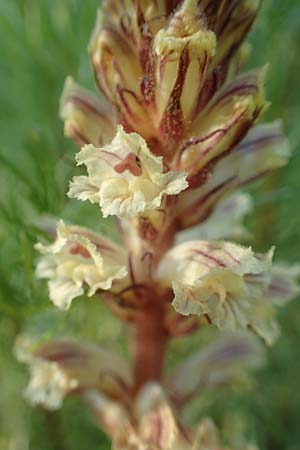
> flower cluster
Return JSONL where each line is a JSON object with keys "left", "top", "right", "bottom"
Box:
{"left": 16, "top": 332, "right": 262, "bottom": 449}
{"left": 18, "top": 0, "right": 299, "bottom": 448}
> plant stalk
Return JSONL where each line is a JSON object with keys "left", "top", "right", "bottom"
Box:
{"left": 133, "top": 303, "right": 168, "bottom": 392}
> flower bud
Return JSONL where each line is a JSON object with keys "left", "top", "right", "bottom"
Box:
{"left": 60, "top": 76, "right": 116, "bottom": 147}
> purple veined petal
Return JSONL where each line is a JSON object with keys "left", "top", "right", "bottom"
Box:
{"left": 116, "top": 86, "right": 155, "bottom": 139}
{"left": 156, "top": 240, "right": 277, "bottom": 344}
{"left": 220, "top": 120, "right": 290, "bottom": 189}
{"left": 267, "top": 263, "right": 300, "bottom": 306}
{"left": 35, "top": 220, "right": 129, "bottom": 310}
{"left": 16, "top": 336, "right": 133, "bottom": 410}
{"left": 83, "top": 390, "right": 128, "bottom": 438}
{"left": 136, "top": 383, "right": 178, "bottom": 450}
{"left": 60, "top": 78, "right": 115, "bottom": 145}
{"left": 176, "top": 176, "right": 238, "bottom": 230}
{"left": 176, "top": 192, "right": 253, "bottom": 242}
{"left": 212, "top": 0, "right": 262, "bottom": 67}
{"left": 195, "top": 0, "right": 262, "bottom": 111}
{"left": 153, "top": 0, "right": 217, "bottom": 145}
{"left": 177, "top": 68, "right": 268, "bottom": 176}
{"left": 60, "top": 77, "right": 116, "bottom": 147}
{"left": 89, "top": 13, "right": 143, "bottom": 103}
{"left": 175, "top": 120, "right": 290, "bottom": 229}
{"left": 34, "top": 339, "right": 132, "bottom": 396}
{"left": 166, "top": 332, "right": 263, "bottom": 399}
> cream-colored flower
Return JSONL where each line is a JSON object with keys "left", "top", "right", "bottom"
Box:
{"left": 16, "top": 337, "right": 77, "bottom": 410}
{"left": 68, "top": 126, "right": 188, "bottom": 218}
{"left": 157, "top": 241, "right": 278, "bottom": 344}
{"left": 24, "top": 359, "right": 77, "bottom": 410}
{"left": 16, "top": 337, "right": 132, "bottom": 410}
{"left": 35, "top": 220, "right": 128, "bottom": 310}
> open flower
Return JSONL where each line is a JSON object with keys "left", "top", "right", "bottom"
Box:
{"left": 35, "top": 220, "right": 128, "bottom": 310}
{"left": 68, "top": 126, "right": 188, "bottom": 218}
{"left": 16, "top": 337, "right": 132, "bottom": 410}
{"left": 24, "top": 359, "right": 76, "bottom": 410}
{"left": 156, "top": 240, "right": 280, "bottom": 344}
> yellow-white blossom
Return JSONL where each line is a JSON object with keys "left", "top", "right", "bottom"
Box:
{"left": 68, "top": 126, "right": 188, "bottom": 218}
{"left": 35, "top": 220, "right": 128, "bottom": 310}
{"left": 16, "top": 337, "right": 132, "bottom": 410}
{"left": 26, "top": 0, "right": 298, "bottom": 445}
{"left": 24, "top": 359, "right": 77, "bottom": 410}
{"left": 157, "top": 240, "right": 278, "bottom": 344}
{"left": 16, "top": 337, "right": 78, "bottom": 410}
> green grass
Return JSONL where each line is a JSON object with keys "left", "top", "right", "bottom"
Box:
{"left": 0, "top": 0, "right": 299, "bottom": 449}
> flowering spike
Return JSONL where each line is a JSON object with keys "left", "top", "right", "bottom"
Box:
{"left": 23, "top": 0, "right": 299, "bottom": 447}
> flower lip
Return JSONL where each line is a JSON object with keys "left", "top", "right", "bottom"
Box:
{"left": 156, "top": 240, "right": 278, "bottom": 344}
{"left": 68, "top": 126, "right": 188, "bottom": 218}
{"left": 35, "top": 220, "right": 128, "bottom": 310}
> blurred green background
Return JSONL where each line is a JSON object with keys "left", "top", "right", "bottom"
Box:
{"left": 0, "top": 0, "right": 299, "bottom": 449}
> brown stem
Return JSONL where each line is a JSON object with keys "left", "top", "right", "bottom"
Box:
{"left": 133, "top": 303, "right": 168, "bottom": 392}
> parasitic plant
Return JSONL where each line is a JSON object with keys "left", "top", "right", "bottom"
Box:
{"left": 17, "top": 0, "right": 300, "bottom": 448}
